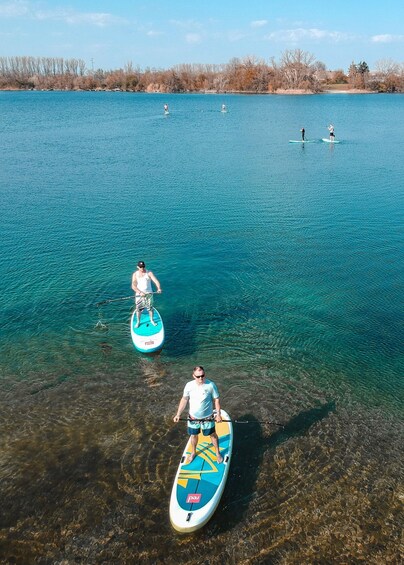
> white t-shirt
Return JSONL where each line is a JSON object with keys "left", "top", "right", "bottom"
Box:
{"left": 183, "top": 379, "right": 219, "bottom": 419}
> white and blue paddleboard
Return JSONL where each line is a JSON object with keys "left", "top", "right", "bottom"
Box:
{"left": 169, "top": 410, "right": 233, "bottom": 533}
{"left": 289, "top": 140, "right": 316, "bottom": 143}
{"left": 322, "top": 138, "right": 340, "bottom": 143}
{"left": 130, "top": 308, "right": 164, "bottom": 353}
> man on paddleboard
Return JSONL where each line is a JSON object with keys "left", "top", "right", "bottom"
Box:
{"left": 328, "top": 124, "right": 335, "bottom": 141}
{"left": 131, "top": 261, "right": 162, "bottom": 328}
{"left": 174, "top": 366, "right": 223, "bottom": 464}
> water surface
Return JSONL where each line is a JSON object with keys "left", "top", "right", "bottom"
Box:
{"left": 0, "top": 91, "right": 403, "bottom": 563}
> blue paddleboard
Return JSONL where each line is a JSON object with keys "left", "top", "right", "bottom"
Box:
{"left": 130, "top": 308, "right": 164, "bottom": 353}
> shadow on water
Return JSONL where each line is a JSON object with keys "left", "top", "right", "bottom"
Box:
{"left": 213, "top": 401, "right": 336, "bottom": 534}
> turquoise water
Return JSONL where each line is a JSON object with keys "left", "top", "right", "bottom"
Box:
{"left": 0, "top": 92, "right": 403, "bottom": 563}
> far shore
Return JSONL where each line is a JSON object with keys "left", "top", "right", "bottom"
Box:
{"left": 0, "top": 87, "right": 387, "bottom": 95}
{"left": 273, "top": 88, "right": 376, "bottom": 95}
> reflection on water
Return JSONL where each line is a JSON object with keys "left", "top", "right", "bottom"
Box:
{"left": 0, "top": 365, "right": 402, "bottom": 563}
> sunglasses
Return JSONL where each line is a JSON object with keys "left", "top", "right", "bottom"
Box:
{"left": 194, "top": 374, "right": 205, "bottom": 379}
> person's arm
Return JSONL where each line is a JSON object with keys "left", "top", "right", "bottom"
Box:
{"left": 214, "top": 397, "right": 222, "bottom": 422}
{"left": 131, "top": 272, "right": 143, "bottom": 295}
{"left": 173, "top": 397, "right": 188, "bottom": 422}
{"left": 148, "top": 271, "right": 162, "bottom": 293}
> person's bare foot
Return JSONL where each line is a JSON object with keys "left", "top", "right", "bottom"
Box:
{"left": 216, "top": 453, "right": 223, "bottom": 464}
{"left": 186, "top": 453, "right": 196, "bottom": 464}
{"left": 134, "top": 321, "right": 140, "bottom": 328}
{"left": 151, "top": 320, "right": 157, "bottom": 326}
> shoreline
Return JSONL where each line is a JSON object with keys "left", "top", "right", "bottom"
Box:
{"left": 0, "top": 87, "right": 389, "bottom": 95}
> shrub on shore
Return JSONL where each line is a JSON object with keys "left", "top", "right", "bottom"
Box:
{"left": 0, "top": 53, "right": 402, "bottom": 93}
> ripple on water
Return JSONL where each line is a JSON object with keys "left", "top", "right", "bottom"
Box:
{"left": 0, "top": 365, "right": 402, "bottom": 563}
{"left": 1, "top": 92, "right": 403, "bottom": 562}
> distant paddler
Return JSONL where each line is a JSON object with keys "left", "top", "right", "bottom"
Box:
{"left": 301, "top": 127, "right": 305, "bottom": 141}
{"left": 164, "top": 103, "right": 169, "bottom": 114}
{"left": 221, "top": 104, "right": 227, "bottom": 112}
{"left": 328, "top": 124, "right": 335, "bottom": 141}
{"left": 131, "top": 260, "right": 162, "bottom": 328}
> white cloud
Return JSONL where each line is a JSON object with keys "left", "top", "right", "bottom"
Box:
{"left": 0, "top": 0, "right": 30, "bottom": 17}
{"left": 0, "top": 2, "right": 126, "bottom": 27}
{"left": 227, "top": 30, "right": 247, "bottom": 42}
{"left": 66, "top": 12, "right": 125, "bottom": 27}
{"left": 185, "top": 33, "right": 202, "bottom": 44}
{"left": 35, "top": 9, "right": 126, "bottom": 27}
{"left": 371, "top": 34, "right": 404, "bottom": 43}
{"left": 147, "top": 30, "right": 163, "bottom": 37}
{"left": 169, "top": 19, "right": 203, "bottom": 30}
{"left": 266, "top": 28, "right": 353, "bottom": 43}
{"left": 169, "top": 21, "right": 205, "bottom": 45}
{"left": 250, "top": 20, "right": 268, "bottom": 28}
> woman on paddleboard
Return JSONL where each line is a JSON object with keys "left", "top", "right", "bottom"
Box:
{"left": 173, "top": 366, "right": 223, "bottom": 464}
{"left": 328, "top": 124, "right": 335, "bottom": 141}
{"left": 131, "top": 261, "right": 162, "bottom": 328}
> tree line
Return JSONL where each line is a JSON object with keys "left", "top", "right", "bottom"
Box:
{"left": 0, "top": 51, "right": 402, "bottom": 93}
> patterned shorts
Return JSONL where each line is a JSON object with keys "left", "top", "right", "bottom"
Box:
{"left": 187, "top": 416, "right": 215, "bottom": 436}
{"left": 136, "top": 294, "right": 153, "bottom": 312}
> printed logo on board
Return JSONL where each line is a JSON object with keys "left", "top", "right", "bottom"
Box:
{"left": 145, "top": 340, "right": 155, "bottom": 345}
{"left": 186, "top": 493, "right": 202, "bottom": 503}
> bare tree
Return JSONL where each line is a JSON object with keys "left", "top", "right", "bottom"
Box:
{"left": 371, "top": 59, "right": 403, "bottom": 92}
{"left": 0, "top": 52, "right": 402, "bottom": 93}
{"left": 279, "top": 49, "right": 318, "bottom": 90}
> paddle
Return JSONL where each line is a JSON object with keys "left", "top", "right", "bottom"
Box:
{"left": 96, "top": 292, "right": 159, "bottom": 307}
{"left": 179, "top": 418, "right": 284, "bottom": 428}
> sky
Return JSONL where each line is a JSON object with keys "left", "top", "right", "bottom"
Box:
{"left": 0, "top": 0, "right": 403, "bottom": 72}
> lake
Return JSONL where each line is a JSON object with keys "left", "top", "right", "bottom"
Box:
{"left": 0, "top": 91, "right": 403, "bottom": 563}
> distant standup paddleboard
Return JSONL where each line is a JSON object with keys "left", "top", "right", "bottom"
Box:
{"left": 322, "top": 138, "right": 341, "bottom": 143}
{"left": 130, "top": 308, "right": 164, "bottom": 353}
{"left": 169, "top": 410, "right": 233, "bottom": 533}
{"left": 289, "top": 140, "right": 315, "bottom": 143}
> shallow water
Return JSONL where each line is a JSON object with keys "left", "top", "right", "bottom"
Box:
{"left": 0, "top": 91, "right": 403, "bottom": 563}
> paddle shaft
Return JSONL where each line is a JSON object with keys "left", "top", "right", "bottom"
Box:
{"left": 179, "top": 418, "right": 284, "bottom": 427}
{"left": 96, "top": 292, "right": 159, "bottom": 307}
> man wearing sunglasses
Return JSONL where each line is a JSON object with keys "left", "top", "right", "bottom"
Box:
{"left": 173, "top": 366, "right": 223, "bottom": 464}
{"left": 131, "top": 260, "right": 162, "bottom": 328}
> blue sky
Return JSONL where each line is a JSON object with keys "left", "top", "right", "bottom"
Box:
{"left": 0, "top": 0, "right": 403, "bottom": 71}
